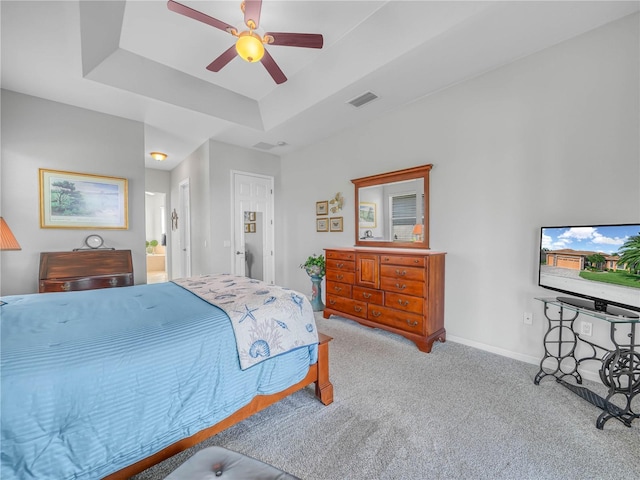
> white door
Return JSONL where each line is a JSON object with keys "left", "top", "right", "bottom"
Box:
{"left": 232, "top": 171, "right": 274, "bottom": 284}
{"left": 179, "top": 179, "right": 191, "bottom": 277}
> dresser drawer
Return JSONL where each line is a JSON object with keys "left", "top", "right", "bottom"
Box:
{"left": 326, "top": 259, "right": 355, "bottom": 272}
{"left": 326, "top": 280, "right": 352, "bottom": 298}
{"left": 380, "top": 255, "right": 426, "bottom": 268}
{"left": 380, "top": 277, "right": 424, "bottom": 297}
{"left": 380, "top": 265, "right": 425, "bottom": 282}
{"left": 368, "top": 305, "right": 425, "bottom": 334}
{"left": 326, "top": 295, "right": 367, "bottom": 319}
{"left": 353, "top": 286, "right": 383, "bottom": 305}
{"left": 326, "top": 270, "right": 355, "bottom": 284}
{"left": 385, "top": 292, "right": 424, "bottom": 314}
{"left": 39, "top": 274, "right": 133, "bottom": 293}
{"left": 326, "top": 250, "right": 356, "bottom": 261}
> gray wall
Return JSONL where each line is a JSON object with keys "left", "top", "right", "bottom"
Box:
{"left": 1, "top": 90, "right": 146, "bottom": 295}
{"left": 276, "top": 13, "right": 640, "bottom": 378}
{"left": 169, "top": 139, "right": 280, "bottom": 279}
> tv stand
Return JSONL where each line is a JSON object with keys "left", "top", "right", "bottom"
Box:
{"left": 534, "top": 298, "right": 639, "bottom": 429}
{"left": 556, "top": 296, "right": 639, "bottom": 319}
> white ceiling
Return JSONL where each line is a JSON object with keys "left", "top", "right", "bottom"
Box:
{"left": 2, "top": 1, "right": 638, "bottom": 170}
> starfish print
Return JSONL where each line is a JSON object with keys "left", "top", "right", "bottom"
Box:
{"left": 237, "top": 304, "right": 259, "bottom": 323}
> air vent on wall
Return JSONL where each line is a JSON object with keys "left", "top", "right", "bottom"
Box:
{"left": 253, "top": 142, "right": 277, "bottom": 150}
{"left": 347, "top": 91, "right": 379, "bottom": 108}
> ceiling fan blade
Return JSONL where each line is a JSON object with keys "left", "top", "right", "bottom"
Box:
{"left": 243, "top": 0, "right": 262, "bottom": 30}
{"left": 206, "top": 45, "right": 238, "bottom": 72}
{"left": 265, "top": 32, "right": 323, "bottom": 49}
{"left": 168, "top": 0, "right": 236, "bottom": 34}
{"left": 261, "top": 49, "right": 287, "bottom": 84}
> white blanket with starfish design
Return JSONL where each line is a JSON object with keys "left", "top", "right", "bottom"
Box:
{"left": 172, "top": 274, "right": 319, "bottom": 370}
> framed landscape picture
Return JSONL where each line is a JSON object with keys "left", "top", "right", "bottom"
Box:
{"left": 39, "top": 169, "right": 128, "bottom": 229}
{"left": 359, "top": 202, "right": 377, "bottom": 228}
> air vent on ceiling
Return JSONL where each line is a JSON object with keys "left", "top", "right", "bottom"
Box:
{"left": 253, "top": 142, "right": 276, "bottom": 150}
{"left": 347, "top": 91, "right": 379, "bottom": 108}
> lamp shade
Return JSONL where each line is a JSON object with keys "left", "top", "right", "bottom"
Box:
{"left": 412, "top": 224, "right": 423, "bottom": 235}
{"left": 236, "top": 32, "right": 265, "bottom": 63}
{"left": 0, "top": 217, "right": 21, "bottom": 250}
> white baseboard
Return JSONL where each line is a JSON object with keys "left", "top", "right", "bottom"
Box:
{"left": 447, "top": 334, "right": 601, "bottom": 384}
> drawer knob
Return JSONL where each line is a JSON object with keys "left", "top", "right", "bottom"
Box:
{"left": 363, "top": 292, "right": 372, "bottom": 299}
{"left": 395, "top": 269, "right": 406, "bottom": 276}
{"left": 337, "top": 262, "right": 344, "bottom": 268}
{"left": 406, "top": 319, "right": 419, "bottom": 327}
{"left": 413, "top": 259, "right": 419, "bottom": 264}
{"left": 337, "top": 274, "right": 344, "bottom": 280}
{"left": 372, "top": 310, "right": 381, "bottom": 318}
{"left": 398, "top": 299, "right": 409, "bottom": 306}
{"left": 334, "top": 286, "right": 342, "bottom": 292}
{"left": 395, "top": 283, "right": 406, "bottom": 290}
{"left": 109, "top": 278, "right": 118, "bottom": 286}
{"left": 354, "top": 306, "right": 362, "bottom": 312}
{"left": 329, "top": 299, "right": 336, "bottom": 305}
{"left": 61, "top": 282, "right": 70, "bottom": 291}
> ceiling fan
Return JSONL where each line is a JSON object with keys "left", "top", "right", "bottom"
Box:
{"left": 167, "top": 0, "right": 324, "bottom": 84}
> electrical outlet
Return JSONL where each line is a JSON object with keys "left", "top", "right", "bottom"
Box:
{"left": 580, "top": 321, "right": 593, "bottom": 337}
{"left": 523, "top": 312, "right": 533, "bottom": 325}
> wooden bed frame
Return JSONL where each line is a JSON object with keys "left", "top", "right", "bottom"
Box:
{"left": 103, "top": 333, "right": 333, "bottom": 479}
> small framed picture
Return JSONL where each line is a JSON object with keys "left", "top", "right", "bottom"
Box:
{"left": 330, "top": 217, "right": 343, "bottom": 232}
{"left": 249, "top": 211, "right": 256, "bottom": 221}
{"left": 249, "top": 223, "right": 256, "bottom": 233}
{"left": 316, "top": 201, "right": 329, "bottom": 215}
{"left": 316, "top": 218, "right": 328, "bottom": 232}
{"left": 244, "top": 224, "right": 250, "bottom": 233}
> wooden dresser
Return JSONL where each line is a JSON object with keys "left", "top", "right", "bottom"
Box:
{"left": 39, "top": 250, "right": 134, "bottom": 293}
{"left": 323, "top": 247, "right": 445, "bottom": 353}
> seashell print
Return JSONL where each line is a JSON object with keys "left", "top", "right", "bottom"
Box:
{"left": 255, "top": 289, "right": 270, "bottom": 295}
{"left": 290, "top": 293, "right": 304, "bottom": 311}
{"left": 306, "top": 324, "right": 314, "bottom": 333}
{"left": 274, "top": 320, "right": 289, "bottom": 330}
{"left": 264, "top": 296, "right": 277, "bottom": 305}
{"left": 249, "top": 340, "right": 271, "bottom": 358}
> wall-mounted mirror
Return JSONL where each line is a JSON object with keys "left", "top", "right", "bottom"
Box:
{"left": 352, "top": 164, "right": 431, "bottom": 249}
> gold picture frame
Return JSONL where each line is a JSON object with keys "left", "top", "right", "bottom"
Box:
{"left": 39, "top": 169, "right": 128, "bottom": 229}
{"left": 316, "top": 218, "right": 329, "bottom": 232}
{"left": 330, "top": 217, "right": 343, "bottom": 232}
{"left": 316, "top": 201, "right": 329, "bottom": 215}
{"left": 359, "top": 202, "right": 377, "bottom": 229}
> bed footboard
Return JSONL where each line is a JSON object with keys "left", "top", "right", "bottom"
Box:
{"left": 103, "top": 333, "right": 333, "bottom": 480}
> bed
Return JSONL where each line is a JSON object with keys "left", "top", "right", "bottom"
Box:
{"left": 1, "top": 276, "right": 333, "bottom": 480}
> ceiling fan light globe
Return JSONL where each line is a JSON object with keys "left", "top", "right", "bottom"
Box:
{"left": 236, "top": 32, "right": 265, "bottom": 63}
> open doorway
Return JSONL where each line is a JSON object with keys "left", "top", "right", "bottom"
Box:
{"left": 145, "top": 191, "right": 168, "bottom": 283}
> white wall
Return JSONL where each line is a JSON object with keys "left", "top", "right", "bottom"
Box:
{"left": 277, "top": 13, "right": 640, "bottom": 375}
{"left": 169, "top": 139, "right": 280, "bottom": 279}
{"left": 0, "top": 90, "right": 147, "bottom": 295}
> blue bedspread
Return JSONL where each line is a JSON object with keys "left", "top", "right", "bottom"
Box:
{"left": 0, "top": 282, "right": 318, "bottom": 480}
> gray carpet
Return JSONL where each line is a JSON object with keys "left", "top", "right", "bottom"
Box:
{"left": 132, "top": 314, "right": 640, "bottom": 479}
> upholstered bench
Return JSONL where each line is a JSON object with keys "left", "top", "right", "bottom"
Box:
{"left": 164, "top": 446, "right": 300, "bottom": 479}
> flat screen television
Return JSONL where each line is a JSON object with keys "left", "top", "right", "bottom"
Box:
{"left": 538, "top": 223, "right": 640, "bottom": 318}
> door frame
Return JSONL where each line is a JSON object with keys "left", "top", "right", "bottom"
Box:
{"left": 179, "top": 178, "right": 191, "bottom": 278}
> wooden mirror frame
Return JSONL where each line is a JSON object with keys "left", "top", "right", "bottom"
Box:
{"left": 352, "top": 164, "right": 431, "bottom": 249}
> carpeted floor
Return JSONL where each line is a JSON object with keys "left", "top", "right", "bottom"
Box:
{"left": 132, "top": 314, "right": 640, "bottom": 479}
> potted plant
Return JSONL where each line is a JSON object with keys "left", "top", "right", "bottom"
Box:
{"left": 146, "top": 239, "right": 159, "bottom": 254}
{"left": 300, "top": 254, "right": 326, "bottom": 311}
{"left": 300, "top": 253, "right": 325, "bottom": 278}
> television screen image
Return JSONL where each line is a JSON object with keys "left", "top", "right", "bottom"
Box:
{"left": 539, "top": 223, "right": 640, "bottom": 317}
